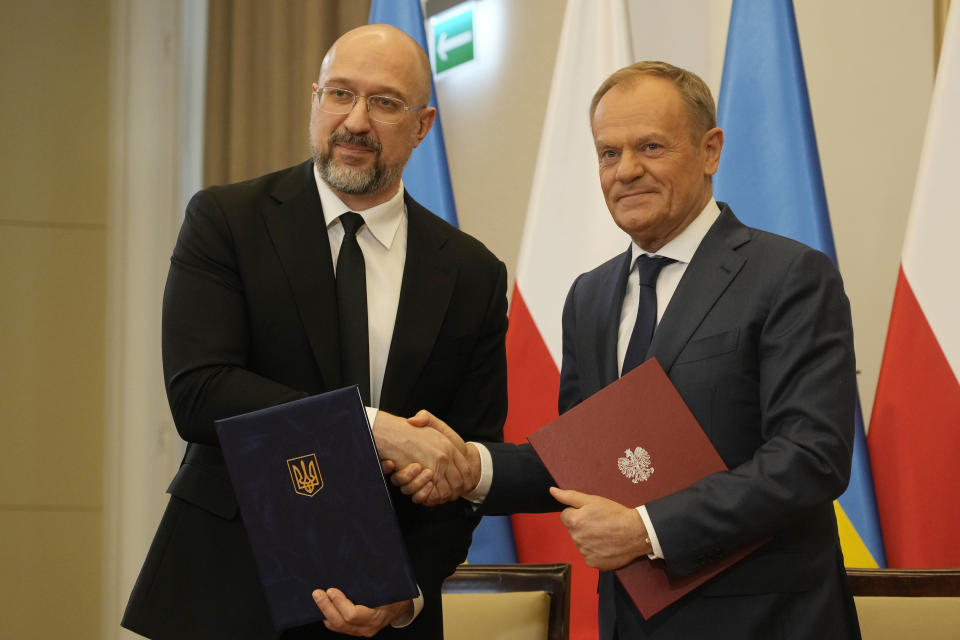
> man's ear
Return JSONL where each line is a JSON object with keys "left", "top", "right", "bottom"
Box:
{"left": 412, "top": 107, "right": 437, "bottom": 147}
{"left": 702, "top": 127, "right": 724, "bottom": 176}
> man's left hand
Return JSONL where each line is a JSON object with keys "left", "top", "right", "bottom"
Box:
{"left": 312, "top": 588, "right": 412, "bottom": 637}
{"left": 550, "top": 487, "right": 652, "bottom": 571}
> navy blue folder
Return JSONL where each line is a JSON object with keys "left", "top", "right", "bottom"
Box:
{"left": 214, "top": 386, "right": 418, "bottom": 632}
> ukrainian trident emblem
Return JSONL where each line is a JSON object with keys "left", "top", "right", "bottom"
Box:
{"left": 618, "top": 446, "right": 654, "bottom": 484}
{"left": 287, "top": 454, "right": 324, "bottom": 497}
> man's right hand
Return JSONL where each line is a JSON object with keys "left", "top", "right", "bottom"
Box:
{"left": 372, "top": 410, "right": 473, "bottom": 503}
{"left": 387, "top": 410, "right": 482, "bottom": 506}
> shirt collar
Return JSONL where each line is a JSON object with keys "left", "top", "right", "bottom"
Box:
{"left": 630, "top": 198, "right": 721, "bottom": 266}
{"left": 313, "top": 163, "right": 406, "bottom": 250}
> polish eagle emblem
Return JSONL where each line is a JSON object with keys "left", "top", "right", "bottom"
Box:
{"left": 618, "top": 446, "right": 654, "bottom": 483}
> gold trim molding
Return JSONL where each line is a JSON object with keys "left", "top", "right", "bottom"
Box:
{"left": 935, "top": 0, "right": 952, "bottom": 71}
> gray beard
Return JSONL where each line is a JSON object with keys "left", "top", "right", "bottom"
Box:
{"left": 313, "top": 132, "right": 404, "bottom": 196}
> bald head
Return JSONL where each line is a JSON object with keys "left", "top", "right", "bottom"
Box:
{"left": 320, "top": 24, "right": 432, "bottom": 107}
{"left": 309, "top": 24, "right": 438, "bottom": 211}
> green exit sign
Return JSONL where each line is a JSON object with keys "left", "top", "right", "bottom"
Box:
{"left": 431, "top": 4, "right": 475, "bottom": 74}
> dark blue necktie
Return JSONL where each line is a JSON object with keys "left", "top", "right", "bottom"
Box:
{"left": 336, "top": 212, "right": 370, "bottom": 404}
{"left": 621, "top": 255, "right": 676, "bottom": 376}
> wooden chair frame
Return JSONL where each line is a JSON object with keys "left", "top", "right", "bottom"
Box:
{"left": 846, "top": 567, "right": 960, "bottom": 597}
{"left": 443, "top": 563, "right": 572, "bottom": 640}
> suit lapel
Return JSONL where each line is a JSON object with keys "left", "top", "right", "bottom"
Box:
{"left": 649, "top": 206, "right": 750, "bottom": 373}
{"left": 589, "top": 249, "right": 632, "bottom": 389}
{"left": 261, "top": 161, "right": 343, "bottom": 389}
{"left": 380, "top": 195, "right": 457, "bottom": 412}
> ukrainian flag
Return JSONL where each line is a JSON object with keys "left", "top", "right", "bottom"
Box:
{"left": 368, "top": 0, "right": 518, "bottom": 563}
{"left": 368, "top": 0, "right": 459, "bottom": 226}
{"left": 714, "top": 0, "right": 885, "bottom": 568}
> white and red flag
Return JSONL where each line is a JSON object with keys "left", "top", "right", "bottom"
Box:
{"left": 868, "top": 5, "right": 960, "bottom": 568}
{"left": 503, "top": 1, "right": 632, "bottom": 637}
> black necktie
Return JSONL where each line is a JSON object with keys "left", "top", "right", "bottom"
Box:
{"left": 336, "top": 212, "right": 370, "bottom": 404}
{"left": 621, "top": 255, "right": 676, "bottom": 376}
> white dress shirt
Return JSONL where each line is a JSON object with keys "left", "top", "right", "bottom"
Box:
{"left": 621, "top": 200, "right": 720, "bottom": 559}
{"left": 315, "top": 166, "right": 406, "bottom": 411}
{"left": 314, "top": 166, "right": 422, "bottom": 625}
{"left": 470, "top": 199, "right": 722, "bottom": 563}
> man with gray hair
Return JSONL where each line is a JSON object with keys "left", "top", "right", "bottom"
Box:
{"left": 122, "top": 25, "right": 506, "bottom": 640}
{"left": 394, "top": 61, "right": 862, "bottom": 639}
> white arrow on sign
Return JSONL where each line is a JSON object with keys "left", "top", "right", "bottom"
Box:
{"left": 437, "top": 30, "right": 473, "bottom": 61}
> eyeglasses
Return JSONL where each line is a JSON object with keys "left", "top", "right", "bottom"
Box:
{"left": 314, "top": 87, "right": 425, "bottom": 125}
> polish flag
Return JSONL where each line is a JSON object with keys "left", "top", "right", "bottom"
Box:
{"left": 503, "top": 1, "right": 632, "bottom": 638}
{"left": 868, "top": 5, "right": 960, "bottom": 568}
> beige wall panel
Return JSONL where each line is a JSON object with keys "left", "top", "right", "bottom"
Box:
{"left": 0, "top": 509, "right": 101, "bottom": 639}
{"left": 0, "top": 226, "right": 105, "bottom": 506}
{"left": 436, "top": 0, "right": 567, "bottom": 294}
{"left": 795, "top": 1, "right": 933, "bottom": 423}
{"left": 0, "top": 0, "right": 109, "bottom": 227}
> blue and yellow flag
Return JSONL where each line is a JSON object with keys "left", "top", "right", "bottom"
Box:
{"left": 368, "top": 0, "right": 459, "bottom": 226}
{"left": 714, "top": 0, "right": 885, "bottom": 568}
{"left": 368, "top": 0, "right": 517, "bottom": 563}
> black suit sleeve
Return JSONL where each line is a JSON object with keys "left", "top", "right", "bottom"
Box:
{"left": 162, "top": 190, "right": 307, "bottom": 445}
{"left": 438, "top": 260, "right": 510, "bottom": 444}
{"left": 480, "top": 273, "right": 591, "bottom": 515}
{"left": 648, "top": 248, "right": 856, "bottom": 577}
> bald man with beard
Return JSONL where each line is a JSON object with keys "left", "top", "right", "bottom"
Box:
{"left": 121, "top": 25, "right": 507, "bottom": 640}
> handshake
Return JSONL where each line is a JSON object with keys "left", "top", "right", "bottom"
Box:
{"left": 372, "top": 409, "right": 655, "bottom": 571}
{"left": 373, "top": 410, "right": 481, "bottom": 507}
{"left": 319, "top": 410, "right": 652, "bottom": 635}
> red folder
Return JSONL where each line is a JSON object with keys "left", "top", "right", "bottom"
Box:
{"left": 527, "top": 358, "right": 764, "bottom": 618}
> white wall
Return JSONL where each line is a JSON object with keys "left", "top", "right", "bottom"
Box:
{"left": 431, "top": 0, "right": 566, "bottom": 296}
{"left": 438, "top": 0, "right": 934, "bottom": 426}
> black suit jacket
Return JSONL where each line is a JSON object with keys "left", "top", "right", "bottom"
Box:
{"left": 121, "top": 161, "right": 508, "bottom": 640}
{"left": 483, "top": 204, "right": 861, "bottom": 639}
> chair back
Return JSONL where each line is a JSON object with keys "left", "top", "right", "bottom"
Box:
{"left": 847, "top": 568, "right": 960, "bottom": 639}
{"left": 442, "top": 563, "right": 571, "bottom": 640}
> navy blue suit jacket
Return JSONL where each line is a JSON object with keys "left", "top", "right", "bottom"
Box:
{"left": 483, "top": 204, "right": 861, "bottom": 639}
